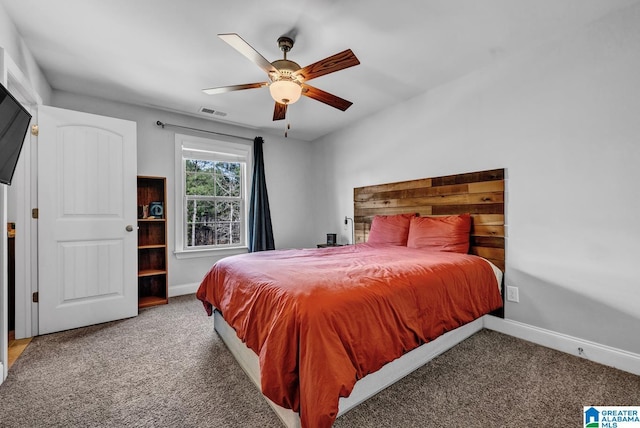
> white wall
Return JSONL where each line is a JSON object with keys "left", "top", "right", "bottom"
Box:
{"left": 1, "top": 1, "right": 52, "bottom": 375}
{"left": 2, "top": 0, "right": 316, "bottom": 309}
{"left": 52, "top": 90, "right": 315, "bottom": 291}
{"left": 311, "top": 4, "right": 640, "bottom": 354}
{"left": 0, "top": 4, "right": 51, "bottom": 105}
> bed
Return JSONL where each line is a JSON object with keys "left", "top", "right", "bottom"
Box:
{"left": 196, "top": 168, "right": 505, "bottom": 427}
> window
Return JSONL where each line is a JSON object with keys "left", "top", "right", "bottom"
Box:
{"left": 185, "top": 160, "right": 242, "bottom": 246}
{"left": 175, "top": 134, "right": 251, "bottom": 258}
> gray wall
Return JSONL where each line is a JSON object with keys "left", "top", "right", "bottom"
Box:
{"left": 310, "top": 3, "right": 640, "bottom": 354}
{"left": 52, "top": 90, "right": 316, "bottom": 291}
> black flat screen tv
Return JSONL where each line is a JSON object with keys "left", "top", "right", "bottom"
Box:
{"left": 0, "top": 81, "right": 32, "bottom": 185}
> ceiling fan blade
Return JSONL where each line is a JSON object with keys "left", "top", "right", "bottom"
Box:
{"left": 302, "top": 84, "right": 353, "bottom": 111}
{"left": 273, "top": 102, "right": 287, "bottom": 121}
{"left": 294, "top": 49, "right": 360, "bottom": 82}
{"left": 202, "top": 82, "right": 268, "bottom": 95}
{"left": 218, "top": 33, "right": 279, "bottom": 77}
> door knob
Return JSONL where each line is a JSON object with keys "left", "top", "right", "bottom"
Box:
{"left": 125, "top": 225, "right": 134, "bottom": 232}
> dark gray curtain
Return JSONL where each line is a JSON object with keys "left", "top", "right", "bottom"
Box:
{"left": 248, "top": 136, "right": 275, "bottom": 252}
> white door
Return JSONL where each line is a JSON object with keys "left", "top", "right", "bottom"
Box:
{"left": 37, "top": 106, "right": 137, "bottom": 335}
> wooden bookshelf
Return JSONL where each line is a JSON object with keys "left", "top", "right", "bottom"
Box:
{"left": 137, "top": 176, "right": 168, "bottom": 308}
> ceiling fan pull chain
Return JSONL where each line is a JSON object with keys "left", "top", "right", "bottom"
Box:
{"left": 285, "top": 106, "right": 292, "bottom": 138}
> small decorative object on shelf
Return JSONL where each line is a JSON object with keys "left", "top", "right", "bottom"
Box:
{"left": 137, "top": 176, "right": 168, "bottom": 308}
{"left": 149, "top": 201, "right": 164, "bottom": 218}
{"left": 138, "top": 204, "right": 149, "bottom": 219}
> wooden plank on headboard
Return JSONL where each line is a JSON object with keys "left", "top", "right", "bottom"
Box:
{"left": 354, "top": 168, "right": 505, "bottom": 271}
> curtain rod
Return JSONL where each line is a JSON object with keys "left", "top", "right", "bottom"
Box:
{"left": 155, "top": 120, "right": 254, "bottom": 142}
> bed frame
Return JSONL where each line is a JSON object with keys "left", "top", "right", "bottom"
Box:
{"left": 215, "top": 311, "right": 487, "bottom": 427}
{"left": 214, "top": 168, "right": 505, "bottom": 427}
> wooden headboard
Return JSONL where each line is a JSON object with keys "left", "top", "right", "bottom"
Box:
{"left": 353, "top": 168, "right": 505, "bottom": 271}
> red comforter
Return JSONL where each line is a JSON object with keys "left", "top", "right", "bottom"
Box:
{"left": 196, "top": 243, "right": 503, "bottom": 428}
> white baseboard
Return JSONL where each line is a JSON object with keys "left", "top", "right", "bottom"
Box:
{"left": 483, "top": 316, "right": 640, "bottom": 376}
{"left": 168, "top": 282, "right": 199, "bottom": 297}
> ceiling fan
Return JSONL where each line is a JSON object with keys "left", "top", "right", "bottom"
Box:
{"left": 203, "top": 33, "right": 360, "bottom": 121}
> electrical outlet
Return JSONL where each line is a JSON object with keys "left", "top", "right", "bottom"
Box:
{"left": 506, "top": 286, "right": 519, "bottom": 303}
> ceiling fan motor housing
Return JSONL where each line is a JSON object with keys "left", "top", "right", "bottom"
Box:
{"left": 271, "top": 59, "right": 301, "bottom": 75}
{"left": 277, "top": 36, "right": 295, "bottom": 53}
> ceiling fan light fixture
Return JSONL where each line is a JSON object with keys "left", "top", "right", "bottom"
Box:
{"left": 269, "top": 79, "right": 302, "bottom": 105}
{"left": 207, "top": 33, "right": 360, "bottom": 121}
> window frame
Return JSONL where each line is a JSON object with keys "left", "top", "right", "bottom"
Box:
{"left": 174, "top": 133, "right": 252, "bottom": 259}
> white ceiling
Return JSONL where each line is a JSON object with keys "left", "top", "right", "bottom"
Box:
{"left": 2, "top": 0, "right": 637, "bottom": 141}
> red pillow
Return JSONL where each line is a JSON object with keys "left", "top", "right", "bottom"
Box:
{"left": 367, "top": 213, "right": 416, "bottom": 246}
{"left": 406, "top": 214, "right": 471, "bottom": 253}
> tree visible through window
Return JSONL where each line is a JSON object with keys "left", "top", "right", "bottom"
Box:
{"left": 185, "top": 159, "right": 242, "bottom": 247}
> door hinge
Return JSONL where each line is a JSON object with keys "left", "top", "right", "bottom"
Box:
{"left": 32, "top": 292, "right": 39, "bottom": 303}
{"left": 32, "top": 208, "right": 39, "bottom": 219}
{"left": 31, "top": 124, "right": 39, "bottom": 136}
